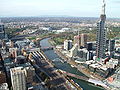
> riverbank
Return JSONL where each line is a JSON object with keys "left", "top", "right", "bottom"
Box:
{"left": 54, "top": 48, "right": 105, "bottom": 80}
{"left": 39, "top": 37, "right": 107, "bottom": 90}
{"left": 48, "top": 38, "right": 110, "bottom": 90}
{"left": 36, "top": 38, "right": 83, "bottom": 90}
{"left": 49, "top": 38, "right": 104, "bottom": 80}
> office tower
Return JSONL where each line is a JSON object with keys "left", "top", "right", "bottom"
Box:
{"left": 74, "top": 35, "right": 81, "bottom": 48}
{"left": 108, "top": 39, "right": 115, "bottom": 57}
{"left": 10, "top": 67, "right": 26, "bottom": 90}
{"left": 86, "top": 42, "right": 93, "bottom": 51}
{"left": 108, "top": 40, "right": 115, "bottom": 52}
{"left": 74, "top": 33, "right": 87, "bottom": 48}
{"left": 64, "top": 40, "right": 72, "bottom": 50}
{"left": 96, "top": 0, "right": 106, "bottom": 59}
{"left": 81, "top": 34, "right": 87, "bottom": 47}
{"left": 70, "top": 44, "right": 78, "bottom": 57}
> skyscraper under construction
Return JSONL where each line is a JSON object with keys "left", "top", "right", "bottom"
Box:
{"left": 96, "top": 0, "right": 106, "bottom": 59}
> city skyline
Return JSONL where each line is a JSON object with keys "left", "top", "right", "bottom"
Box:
{"left": 0, "top": 0, "right": 120, "bottom": 18}
{"left": 0, "top": 0, "right": 120, "bottom": 90}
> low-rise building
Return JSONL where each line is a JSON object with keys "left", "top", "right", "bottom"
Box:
{"left": 106, "top": 59, "right": 118, "bottom": 69}
{"left": 0, "top": 83, "right": 9, "bottom": 90}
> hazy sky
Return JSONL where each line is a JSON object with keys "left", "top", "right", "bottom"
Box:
{"left": 0, "top": 0, "right": 120, "bottom": 17}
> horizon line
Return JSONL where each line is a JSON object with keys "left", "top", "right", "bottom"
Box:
{"left": 0, "top": 15, "right": 119, "bottom": 19}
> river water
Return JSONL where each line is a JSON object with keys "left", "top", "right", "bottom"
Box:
{"left": 40, "top": 38, "right": 104, "bottom": 90}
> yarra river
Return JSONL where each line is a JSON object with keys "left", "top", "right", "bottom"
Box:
{"left": 40, "top": 38, "right": 105, "bottom": 90}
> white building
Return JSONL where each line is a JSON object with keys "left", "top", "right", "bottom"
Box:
{"left": 115, "top": 39, "right": 120, "bottom": 48}
{"left": 61, "top": 28, "right": 70, "bottom": 31}
{"left": 10, "top": 67, "right": 26, "bottom": 90}
{"left": 64, "top": 40, "right": 72, "bottom": 51}
{"left": 40, "top": 27, "right": 52, "bottom": 31}
{"left": 106, "top": 59, "right": 118, "bottom": 68}
{"left": 0, "top": 83, "right": 9, "bottom": 90}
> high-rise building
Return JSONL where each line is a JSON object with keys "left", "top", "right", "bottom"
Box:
{"left": 64, "top": 40, "right": 72, "bottom": 50}
{"left": 86, "top": 42, "right": 93, "bottom": 51}
{"left": 108, "top": 39, "right": 115, "bottom": 52}
{"left": 70, "top": 44, "right": 78, "bottom": 57}
{"left": 74, "top": 35, "right": 81, "bottom": 47}
{"left": 81, "top": 34, "right": 87, "bottom": 47}
{"left": 74, "top": 33, "right": 87, "bottom": 49}
{"left": 108, "top": 39, "right": 115, "bottom": 57}
{"left": 10, "top": 67, "right": 26, "bottom": 90}
{"left": 96, "top": 0, "right": 106, "bottom": 59}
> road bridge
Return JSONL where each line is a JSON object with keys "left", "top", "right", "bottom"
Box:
{"left": 41, "top": 46, "right": 54, "bottom": 51}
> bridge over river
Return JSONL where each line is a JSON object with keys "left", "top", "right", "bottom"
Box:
{"left": 41, "top": 46, "right": 54, "bottom": 51}
{"left": 60, "top": 70, "right": 89, "bottom": 81}
{"left": 59, "top": 70, "right": 108, "bottom": 88}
